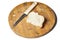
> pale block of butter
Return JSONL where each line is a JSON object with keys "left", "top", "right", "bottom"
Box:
{"left": 27, "top": 12, "right": 44, "bottom": 27}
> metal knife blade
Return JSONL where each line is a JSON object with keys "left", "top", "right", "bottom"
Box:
{"left": 13, "top": 2, "right": 37, "bottom": 26}
{"left": 13, "top": 14, "right": 27, "bottom": 26}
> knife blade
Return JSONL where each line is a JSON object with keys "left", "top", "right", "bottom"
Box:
{"left": 13, "top": 2, "right": 37, "bottom": 26}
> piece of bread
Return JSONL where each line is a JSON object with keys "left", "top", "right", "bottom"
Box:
{"left": 27, "top": 12, "right": 44, "bottom": 27}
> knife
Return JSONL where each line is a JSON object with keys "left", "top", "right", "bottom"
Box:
{"left": 13, "top": 2, "right": 37, "bottom": 26}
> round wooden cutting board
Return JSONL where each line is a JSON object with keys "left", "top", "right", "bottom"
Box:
{"left": 8, "top": 2, "right": 57, "bottom": 38}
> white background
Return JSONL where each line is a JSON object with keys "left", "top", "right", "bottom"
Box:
{"left": 0, "top": 0, "right": 60, "bottom": 40}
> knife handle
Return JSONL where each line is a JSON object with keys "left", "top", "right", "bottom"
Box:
{"left": 24, "top": 2, "right": 37, "bottom": 15}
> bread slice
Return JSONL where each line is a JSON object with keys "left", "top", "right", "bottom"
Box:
{"left": 27, "top": 12, "right": 44, "bottom": 27}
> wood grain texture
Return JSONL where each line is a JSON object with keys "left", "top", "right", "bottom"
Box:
{"left": 8, "top": 2, "right": 56, "bottom": 38}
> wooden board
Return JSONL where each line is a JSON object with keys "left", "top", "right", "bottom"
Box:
{"left": 8, "top": 2, "right": 57, "bottom": 38}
